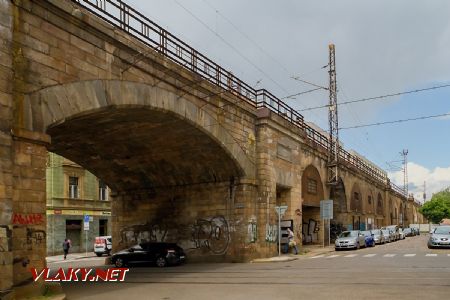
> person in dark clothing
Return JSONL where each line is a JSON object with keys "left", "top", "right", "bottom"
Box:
{"left": 63, "top": 238, "right": 71, "bottom": 259}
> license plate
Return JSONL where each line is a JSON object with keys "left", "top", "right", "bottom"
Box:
{"left": 440, "top": 241, "right": 450, "bottom": 245}
{"left": 180, "top": 256, "right": 185, "bottom": 259}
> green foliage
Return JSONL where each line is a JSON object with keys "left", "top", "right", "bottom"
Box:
{"left": 419, "top": 188, "right": 450, "bottom": 223}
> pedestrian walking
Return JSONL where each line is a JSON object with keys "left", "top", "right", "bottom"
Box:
{"left": 63, "top": 238, "right": 71, "bottom": 259}
{"left": 285, "top": 228, "right": 299, "bottom": 255}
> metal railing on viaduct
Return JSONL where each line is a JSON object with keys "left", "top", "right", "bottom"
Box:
{"left": 72, "top": 0, "right": 404, "bottom": 198}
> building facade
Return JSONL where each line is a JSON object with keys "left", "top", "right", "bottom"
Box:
{"left": 46, "top": 153, "right": 111, "bottom": 255}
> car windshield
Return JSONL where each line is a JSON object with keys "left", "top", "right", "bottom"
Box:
{"left": 371, "top": 230, "right": 380, "bottom": 235}
{"left": 382, "top": 230, "right": 390, "bottom": 234}
{"left": 361, "top": 231, "right": 371, "bottom": 236}
{"left": 339, "top": 231, "right": 358, "bottom": 238}
{"left": 434, "top": 227, "right": 450, "bottom": 234}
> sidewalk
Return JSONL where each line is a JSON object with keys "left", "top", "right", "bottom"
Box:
{"left": 251, "top": 244, "right": 335, "bottom": 263}
{"left": 46, "top": 251, "right": 98, "bottom": 263}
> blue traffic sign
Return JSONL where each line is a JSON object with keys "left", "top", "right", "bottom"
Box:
{"left": 84, "top": 215, "right": 90, "bottom": 222}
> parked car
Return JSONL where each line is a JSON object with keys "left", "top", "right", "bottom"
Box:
{"left": 403, "top": 228, "right": 413, "bottom": 237}
{"left": 361, "top": 230, "right": 376, "bottom": 247}
{"left": 428, "top": 225, "right": 450, "bottom": 249}
{"left": 335, "top": 230, "right": 366, "bottom": 250}
{"left": 371, "top": 229, "right": 385, "bottom": 244}
{"left": 94, "top": 236, "right": 112, "bottom": 257}
{"left": 398, "top": 228, "right": 405, "bottom": 240}
{"left": 111, "top": 242, "right": 186, "bottom": 267}
{"left": 381, "top": 229, "right": 393, "bottom": 243}
{"left": 382, "top": 225, "right": 400, "bottom": 241}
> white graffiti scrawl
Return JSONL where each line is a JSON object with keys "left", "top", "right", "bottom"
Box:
{"left": 265, "top": 223, "right": 278, "bottom": 243}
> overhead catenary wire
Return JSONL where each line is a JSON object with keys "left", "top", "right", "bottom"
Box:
{"left": 172, "top": 0, "right": 290, "bottom": 94}
{"left": 339, "top": 112, "right": 450, "bottom": 130}
{"left": 299, "top": 83, "right": 450, "bottom": 111}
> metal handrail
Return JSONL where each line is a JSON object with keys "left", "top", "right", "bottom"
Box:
{"left": 72, "top": 0, "right": 401, "bottom": 196}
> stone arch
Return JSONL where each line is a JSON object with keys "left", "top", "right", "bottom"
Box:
{"left": 366, "top": 190, "right": 375, "bottom": 214}
{"left": 350, "top": 182, "right": 363, "bottom": 213}
{"left": 376, "top": 193, "right": 384, "bottom": 216}
{"left": 23, "top": 80, "right": 254, "bottom": 190}
{"left": 330, "top": 177, "right": 347, "bottom": 213}
{"left": 301, "top": 165, "right": 325, "bottom": 207}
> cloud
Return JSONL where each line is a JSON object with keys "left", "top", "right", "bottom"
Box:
{"left": 388, "top": 162, "right": 450, "bottom": 203}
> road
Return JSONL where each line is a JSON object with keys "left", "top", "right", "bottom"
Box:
{"left": 53, "top": 235, "right": 450, "bottom": 300}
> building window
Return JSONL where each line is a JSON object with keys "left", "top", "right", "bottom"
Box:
{"left": 368, "top": 195, "right": 372, "bottom": 205}
{"left": 69, "top": 176, "right": 79, "bottom": 199}
{"left": 307, "top": 178, "right": 318, "bottom": 194}
{"left": 99, "top": 180, "right": 108, "bottom": 201}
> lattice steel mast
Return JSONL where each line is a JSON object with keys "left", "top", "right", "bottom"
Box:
{"left": 327, "top": 44, "right": 339, "bottom": 185}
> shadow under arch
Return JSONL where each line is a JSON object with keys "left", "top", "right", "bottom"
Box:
{"left": 24, "top": 80, "right": 255, "bottom": 191}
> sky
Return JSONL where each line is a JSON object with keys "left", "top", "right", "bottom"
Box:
{"left": 124, "top": 0, "right": 450, "bottom": 202}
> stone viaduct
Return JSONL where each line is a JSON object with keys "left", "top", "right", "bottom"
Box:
{"left": 0, "top": 0, "right": 423, "bottom": 295}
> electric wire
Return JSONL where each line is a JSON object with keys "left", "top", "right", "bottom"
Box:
{"left": 299, "top": 83, "right": 450, "bottom": 111}
{"left": 172, "top": 0, "right": 290, "bottom": 94}
{"left": 339, "top": 112, "right": 450, "bottom": 130}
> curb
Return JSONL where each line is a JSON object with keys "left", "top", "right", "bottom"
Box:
{"left": 251, "top": 256, "right": 299, "bottom": 263}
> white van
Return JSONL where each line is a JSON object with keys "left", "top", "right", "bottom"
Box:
{"left": 94, "top": 236, "right": 112, "bottom": 256}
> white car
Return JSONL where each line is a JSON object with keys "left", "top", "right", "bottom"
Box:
{"left": 94, "top": 236, "right": 112, "bottom": 256}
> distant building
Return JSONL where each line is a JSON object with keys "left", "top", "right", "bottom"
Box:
{"left": 46, "top": 153, "right": 111, "bottom": 255}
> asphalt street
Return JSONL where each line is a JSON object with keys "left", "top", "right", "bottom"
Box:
{"left": 54, "top": 234, "right": 450, "bottom": 300}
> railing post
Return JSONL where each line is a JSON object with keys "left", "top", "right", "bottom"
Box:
{"left": 160, "top": 29, "right": 167, "bottom": 55}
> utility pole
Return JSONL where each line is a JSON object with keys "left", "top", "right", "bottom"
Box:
{"left": 398, "top": 149, "right": 408, "bottom": 227}
{"left": 423, "top": 181, "right": 426, "bottom": 203}
{"left": 327, "top": 44, "right": 339, "bottom": 185}
{"left": 400, "top": 149, "right": 408, "bottom": 196}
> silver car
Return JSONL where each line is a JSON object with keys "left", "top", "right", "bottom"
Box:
{"left": 335, "top": 230, "right": 366, "bottom": 250}
{"left": 371, "top": 229, "right": 386, "bottom": 244}
{"left": 381, "top": 229, "right": 393, "bottom": 243}
{"left": 428, "top": 225, "right": 450, "bottom": 249}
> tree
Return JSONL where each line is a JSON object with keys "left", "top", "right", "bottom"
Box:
{"left": 419, "top": 188, "right": 450, "bottom": 224}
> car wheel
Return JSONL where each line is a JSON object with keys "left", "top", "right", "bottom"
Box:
{"left": 371, "top": 240, "right": 375, "bottom": 247}
{"left": 96, "top": 253, "right": 102, "bottom": 257}
{"left": 155, "top": 256, "right": 167, "bottom": 267}
{"left": 114, "top": 257, "right": 126, "bottom": 268}
{"left": 355, "top": 242, "right": 360, "bottom": 250}
{"left": 427, "top": 245, "right": 434, "bottom": 249}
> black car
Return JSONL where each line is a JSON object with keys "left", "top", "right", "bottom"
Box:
{"left": 111, "top": 242, "right": 186, "bottom": 267}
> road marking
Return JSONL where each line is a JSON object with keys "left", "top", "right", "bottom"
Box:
{"left": 363, "top": 254, "right": 376, "bottom": 257}
{"left": 404, "top": 254, "right": 416, "bottom": 257}
{"left": 383, "top": 254, "right": 396, "bottom": 257}
{"left": 326, "top": 255, "right": 340, "bottom": 258}
{"left": 426, "top": 254, "right": 437, "bottom": 257}
{"left": 344, "top": 254, "right": 358, "bottom": 257}
{"left": 311, "top": 255, "right": 325, "bottom": 259}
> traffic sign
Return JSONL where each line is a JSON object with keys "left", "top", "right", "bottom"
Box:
{"left": 320, "top": 200, "right": 333, "bottom": 219}
{"left": 83, "top": 221, "right": 89, "bottom": 231}
{"left": 84, "top": 215, "right": 90, "bottom": 223}
{"left": 275, "top": 205, "right": 288, "bottom": 217}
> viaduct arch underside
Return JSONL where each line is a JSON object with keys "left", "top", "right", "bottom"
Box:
{"left": 27, "top": 80, "right": 254, "bottom": 190}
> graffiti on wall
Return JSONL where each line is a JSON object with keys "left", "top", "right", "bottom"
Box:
{"left": 191, "top": 216, "right": 230, "bottom": 255}
{"left": 26, "top": 228, "right": 46, "bottom": 250}
{"left": 12, "top": 213, "right": 44, "bottom": 225}
{"left": 119, "top": 215, "right": 231, "bottom": 255}
{"left": 265, "top": 223, "right": 278, "bottom": 242}
{"left": 247, "top": 220, "right": 257, "bottom": 243}
{"left": 119, "top": 223, "right": 168, "bottom": 245}
{"left": 0, "top": 225, "right": 12, "bottom": 252}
